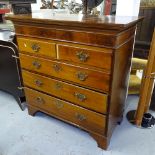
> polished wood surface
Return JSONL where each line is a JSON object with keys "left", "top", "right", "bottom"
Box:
{"left": 25, "top": 87, "right": 106, "bottom": 135}
{"left": 107, "top": 36, "right": 135, "bottom": 137}
{"left": 7, "top": 12, "right": 141, "bottom": 150}
{"left": 57, "top": 44, "right": 112, "bottom": 69}
{"left": 135, "top": 29, "right": 155, "bottom": 126}
{"left": 14, "top": 24, "right": 137, "bottom": 48}
{"left": 14, "top": 24, "right": 117, "bottom": 48}
{"left": 6, "top": 13, "right": 142, "bottom": 31}
{"left": 90, "top": 132, "right": 109, "bottom": 149}
{"left": 19, "top": 54, "right": 111, "bottom": 92}
{"left": 17, "top": 37, "right": 56, "bottom": 58}
{"left": 22, "top": 70, "right": 108, "bottom": 114}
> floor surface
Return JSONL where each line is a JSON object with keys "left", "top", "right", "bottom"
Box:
{"left": 0, "top": 91, "right": 154, "bottom": 155}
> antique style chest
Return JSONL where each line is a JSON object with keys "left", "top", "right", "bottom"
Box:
{"left": 6, "top": 13, "right": 142, "bottom": 149}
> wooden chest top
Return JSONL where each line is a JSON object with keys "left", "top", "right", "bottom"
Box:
{"left": 6, "top": 13, "right": 143, "bottom": 48}
{"left": 6, "top": 12, "right": 142, "bottom": 31}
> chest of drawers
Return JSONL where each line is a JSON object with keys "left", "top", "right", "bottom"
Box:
{"left": 6, "top": 13, "right": 142, "bottom": 149}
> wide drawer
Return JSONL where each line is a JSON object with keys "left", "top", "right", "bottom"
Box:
{"left": 22, "top": 70, "right": 108, "bottom": 114}
{"left": 17, "top": 37, "right": 56, "bottom": 58}
{"left": 57, "top": 44, "right": 112, "bottom": 69}
{"left": 25, "top": 87, "right": 106, "bottom": 135}
{"left": 20, "top": 54, "right": 110, "bottom": 92}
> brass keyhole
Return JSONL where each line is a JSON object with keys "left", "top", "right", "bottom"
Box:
{"left": 36, "top": 97, "right": 44, "bottom": 104}
{"left": 35, "top": 80, "right": 43, "bottom": 87}
{"left": 76, "top": 51, "right": 89, "bottom": 62}
{"left": 54, "top": 82, "right": 63, "bottom": 90}
{"left": 31, "top": 43, "right": 40, "bottom": 52}
{"left": 76, "top": 71, "right": 88, "bottom": 81}
{"left": 75, "top": 113, "right": 86, "bottom": 121}
{"left": 32, "top": 61, "right": 41, "bottom": 69}
{"left": 53, "top": 64, "right": 62, "bottom": 72}
{"left": 55, "top": 100, "right": 63, "bottom": 109}
{"left": 74, "top": 92, "right": 87, "bottom": 101}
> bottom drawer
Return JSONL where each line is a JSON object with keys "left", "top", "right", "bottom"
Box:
{"left": 25, "top": 87, "right": 106, "bottom": 135}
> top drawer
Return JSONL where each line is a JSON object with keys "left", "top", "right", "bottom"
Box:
{"left": 57, "top": 44, "right": 113, "bottom": 70}
{"left": 17, "top": 37, "right": 56, "bottom": 58}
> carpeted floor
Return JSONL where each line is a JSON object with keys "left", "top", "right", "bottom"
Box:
{"left": 0, "top": 90, "right": 154, "bottom": 155}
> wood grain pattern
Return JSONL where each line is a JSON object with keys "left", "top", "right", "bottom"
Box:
{"left": 14, "top": 24, "right": 137, "bottom": 48}
{"left": 6, "top": 12, "right": 141, "bottom": 150}
{"left": 116, "top": 26, "right": 136, "bottom": 47}
{"left": 22, "top": 70, "right": 108, "bottom": 114}
{"left": 90, "top": 133, "right": 109, "bottom": 150}
{"left": 25, "top": 87, "right": 106, "bottom": 135}
{"left": 19, "top": 53, "right": 111, "bottom": 92}
{"left": 17, "top": 37, "right": 56, "bottom": 58}
{"left": 57, "top": 44, "right": 113, "bottom": 69}
{"left": 106, "top": 36, "right": 135, "bottom": 137}
{"left": 135, "top": 29, "right": 155, "bottom": 126}
{"left": 14, "top": 24, "right": 117, "bottom": 48}
{"left": 6, "top": 13, "right": 143, "bottom": 31}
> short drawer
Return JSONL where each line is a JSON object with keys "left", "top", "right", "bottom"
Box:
{"left": 25, "top": 87, "right": 106, "bottom": 135}
{"left": 20, "top": 54, "right": 110, "bottom": 92}
{"left": 57, "top": 44, "right": 113, "bottom": 69}
{"left": 17, "top": 37, "right": 56, "bottom": 58}
{"left": 22, "top": 70, "right": 108, "bottom": 114}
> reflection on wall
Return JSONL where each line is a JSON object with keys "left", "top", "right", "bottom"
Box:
{"left": 32, "top": 0, "right": 105, "bottom": 15}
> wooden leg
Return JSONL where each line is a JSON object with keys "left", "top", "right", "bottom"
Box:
{"left": 28, "top": 106, "right": 38, "bottom": 116}
{"left": 89, "top": 133, "right": 109, "bottom": 150}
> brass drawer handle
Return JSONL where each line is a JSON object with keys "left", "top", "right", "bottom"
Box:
{"left": 35, "top": 80, "right": 43, "bottom": 87}
{"left": 53, "top": 64, "right": 62, "bottom": 72}
{"left": 36, "top": 97, "right": 44, "bottom": 104}
{"left": 76, "top": 71, "right": 88, "bottom": 81}
{"left": 55, "top": 100, "right": 63, "bottom": 109}
{"left": 74, "top": 93, "right": 87, "bottom": 101}
{"left": 31, "top": 43, "right": 40, "bottom": 52}
{"left": 32, "top": 61, "right": 41, "bottom": 69}
{"left": 75, "top": 113, "right": 86, "bottom": 121}
{"left": 54, "top": 82, "right": 63, "bottom": 90}
{"left": 76, "top": 51, "right": 89, "bottom": 62}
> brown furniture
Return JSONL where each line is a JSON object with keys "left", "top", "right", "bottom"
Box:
{"left": 6, "top": 13, "right": 142, "bottom": 150}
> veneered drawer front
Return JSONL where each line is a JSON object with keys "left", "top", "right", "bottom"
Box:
{"left": 22, "top": 70, "right": 108, "bottom": 114}
{"left": 15, "top": 25, "right": 116, "bottom": 47}
{"left": 17, "top": 37, "right": 56, "bottom": 58}
{"left": 57, "top": 44, "right": 112, "bottom": 69}
{"left": 25, "top": 87, "right": 106, "bottom": 135}
{"left": 20, "top": 54, "right": 110, "bottom": 92}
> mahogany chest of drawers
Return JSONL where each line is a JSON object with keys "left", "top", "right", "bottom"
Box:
{"left": 6, "top": 13, "right": 142, "bottom": 149}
